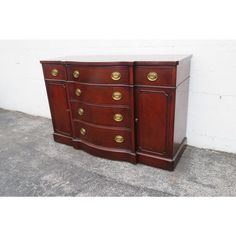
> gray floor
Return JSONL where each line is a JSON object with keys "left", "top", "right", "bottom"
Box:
{"left": 0, "top": 108, "right": 235, "bottom": 196}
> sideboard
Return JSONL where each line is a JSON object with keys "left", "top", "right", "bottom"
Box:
{"left": 41, "top": 55, "right": 191, "bottom": 170}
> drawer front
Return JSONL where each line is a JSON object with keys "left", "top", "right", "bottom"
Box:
{"left": 68, "top": 83, "right": 131, "bottom": 106}
{"left": 74, "top": 121, "right": 131, "bottom": 149}
{"left": 42, "top": 64, "right": 66, "bottom": 80}
{"left": 67, "top": 65, "right": 129, "bottom": 84}
{"left": 71, "top": 101, "right": 131, "bottom": 127}
{"left": 135, "top": 66, "right": 175, "bottom": 87}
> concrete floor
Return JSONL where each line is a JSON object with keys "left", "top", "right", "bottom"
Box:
{"left": 0, "top": 108, "right": 235, "bottom": 196}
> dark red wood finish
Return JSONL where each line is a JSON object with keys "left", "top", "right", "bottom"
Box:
{"left": 41, "top": 56, "right": 191, "bottom": 171}
{"left": 74, "top": 121, "right": 131, "bottom": 149}
{"left": 71, "top": 101, "right": 131, "bottom": 127}
{"left": 67, "top": 65, "right": 130, "bottom": 84}
{"left": 73, "top": 140, "right": 136, "bottom": 163}
{"left": 45, "top": 81, "right": 72, "bottom": 137}
{"left": 135, "top": 88, "right": 174, "bottom": 158}
{"left": 173, "top": 79, "right": 190, "bottom": 155}
{"left": 42, "top": 64, "right": 67, "bottom": 81}
{"left": 135, "top": 66, "right": 175, "bottom": 87}
{"left": 68, "top": 83, "right": 131, "bottom": 106}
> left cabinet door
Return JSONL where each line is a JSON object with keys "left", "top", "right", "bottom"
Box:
{"left": 46, "top": 82, "right": 72, "bottom": 137}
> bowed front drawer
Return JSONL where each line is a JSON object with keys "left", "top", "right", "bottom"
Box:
{"left": 68, "top": 83, "right": 131, "bottom": 106}
{"left": 71, "top": 101, "right": 131, "bottom": 127}
{"left": 67, "top": 65, "right": 130, "bottom": 84}
{"left": 41, "top": 55, "right": 191, "bottom": 170}
{"left": 74, "top": 121, "right": 131, "bottom": 150}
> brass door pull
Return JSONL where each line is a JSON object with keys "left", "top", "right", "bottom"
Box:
{"left": 78, "top": 108, "right": 84, "bottom": 116}
{"left": 113, "top": 114, "right": 123, "bottom": 122}
{"left": 80, "top": 128, "right": 86, "bottom": 136}
{"left": 51, "top": 69, "right": 59, "bottom": 77}
{"left": 73, "top": 70, "right": 80, "bottom": 79}
{"left": 75, "top": 88, "right": 81, "bottom": 96}
{"left": 114, "top": 135, "right": 124, "bottom": 143}
{"left": 112, "top": 92, "right": 122, "bottom": 100}
{"left": 111, "top": 71, "right": 121, "bottom": 81}
{"left": 147, "top": 72, "right": 158, "bottom": 81}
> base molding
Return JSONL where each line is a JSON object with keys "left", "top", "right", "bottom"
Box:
{"left": 53, "top": 133, "right": 73, "bottom": 146}
{"left": 137, "top": 138, "right": 187, "bottom": 171}
{"left": 53, "top": 134, "right": 187, "bottom": 171}
{"left": 72, "top": 139, "right": 137, "bottom": 164}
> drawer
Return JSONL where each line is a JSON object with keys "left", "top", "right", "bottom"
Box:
{"left": 68, "top": 83, "right": 131, "bottom": 106}
{"left": 74, "top": 121, "right": 131, "bottom": 149}
{"left": 67, "top": 65, "right": 129, "bottom": 84}
{"left": 42, "top": 64, "right": 66, "bottom": 80}
{"left": 71, "top": 101, "right": 131, "bottom": 127}
{"left": 135, "top": 66, "right": 175, "bottom": 87}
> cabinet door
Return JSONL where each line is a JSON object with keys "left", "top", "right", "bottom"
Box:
{"left": 135, "top": 88, "right": 173, "bottom": 157}
{"left": 46, "top": 82, "right": 72, "bottom": 136}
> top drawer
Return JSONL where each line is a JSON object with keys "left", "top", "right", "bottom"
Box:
{"left": 67, "top": 65, "right": 130, "bottom": 84}
{"left": 42, "top": 64, "right": 66, "bottom": 80}
{"left": 135, "top": 66, "right": 176, "bottom": 87}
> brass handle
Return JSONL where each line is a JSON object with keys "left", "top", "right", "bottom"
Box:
{"left": 135, "top": 118, "right": 138, "bottom": 122}
{"left": 114, "top": 135, "right": 124, "bottom": 143}
{"left": 80, "top": 128, "right": 86, "bottom": 136}
{"left": 78, "top": 108, "right": 84, "bottom": 116}
{"left": 75, "top": 88, "right": 81, "bottom": 96}
{"left": 111, "top": 71, "right": 121, "bottom": 81}
{"left": 51, "top": 69, "right": 59, "bottom": 77}
{"left": 73, "top": 70, "right": 80, "bottom": 79}
{"left": 113, "top": 113, "right": 123, "bottom": 122}
{"left": 147, "top": 72, "right": 158, "bottom": 81}
{"left": 112, "top": 92, "right": 122, "bottom": 101}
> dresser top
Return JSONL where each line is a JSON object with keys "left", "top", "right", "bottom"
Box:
{"left": 41, "top": 54, "right": 192, "bottom": 66}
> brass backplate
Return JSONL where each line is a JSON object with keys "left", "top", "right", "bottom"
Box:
{"left": 51, "top": 69, "right": 59, "bottom": 77}
{"left": 80, "top": 128, "right": 86, "bottom": 136}
{"left": 78, "top": 108, "right": 84, "bottom": 116}
{"left": 114, "top": 135, "right": 124, "bottom": 143}
{"left": 112, "top": 92, "right": 122, "bottom": 100}
{"left": 111, "top": 71, "right": 121, "bottom": 81}
{"left": 113, "top": 113, "right": 123, "bottom": 122}
{"left": 147, "top": 72, "right": 158, "bottom": 81}
{"left": 75, "top": 88, "right": 81, "bottom": 96}
{"left": 73, "top": 70, "right": 80, "bottom": 79}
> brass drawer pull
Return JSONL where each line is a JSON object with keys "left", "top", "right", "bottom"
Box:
{"left": 113, "top": 113, "right": 123, "bottom": 122}
{"left": 51, "top": 69, "right": 59, "bottom": 77}
{"left": 112, "top": 92, "right": 122, "bottom": 101}
{"left": 111, "top": 71, "right": 121, "bottom": 81}
{"left": 73, "top": 70, "right": 80, "bottom": 79}
{"left": 78, "top": 108, "right": 84, "bottom": 116}
{"left": 114, "top": 135, "right": 124, "bottom": 143}
{"left": 80, "top": 128, "right": 86, "bottom": 136}
{"left": 147, "top": 72, "right": 158, "bottom": 81}
{"left": 75, "top": 88, "right": 81, "bottom": 96}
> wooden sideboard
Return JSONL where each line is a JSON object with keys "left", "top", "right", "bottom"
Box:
{"left": 41, "top": 55, "right": 191, "bottom": 170}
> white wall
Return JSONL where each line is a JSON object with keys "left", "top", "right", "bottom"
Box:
{"left": 0, "top": 40, "right": 236, "bottom": 153}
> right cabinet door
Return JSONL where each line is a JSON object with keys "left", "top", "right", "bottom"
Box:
{"left": 135, "top": 88, "right": 173, "bottom": 158}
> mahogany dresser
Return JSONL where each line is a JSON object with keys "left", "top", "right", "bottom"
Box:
{"left": 41, "top": 55, "right": 191, "bottom": 170}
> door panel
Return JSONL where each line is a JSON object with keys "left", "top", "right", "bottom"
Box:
{"left": 46, "top": 82, "right": 72, "bottom": 136}
{"left": 136, "top": 88, "right": 171, "bottom": 156}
